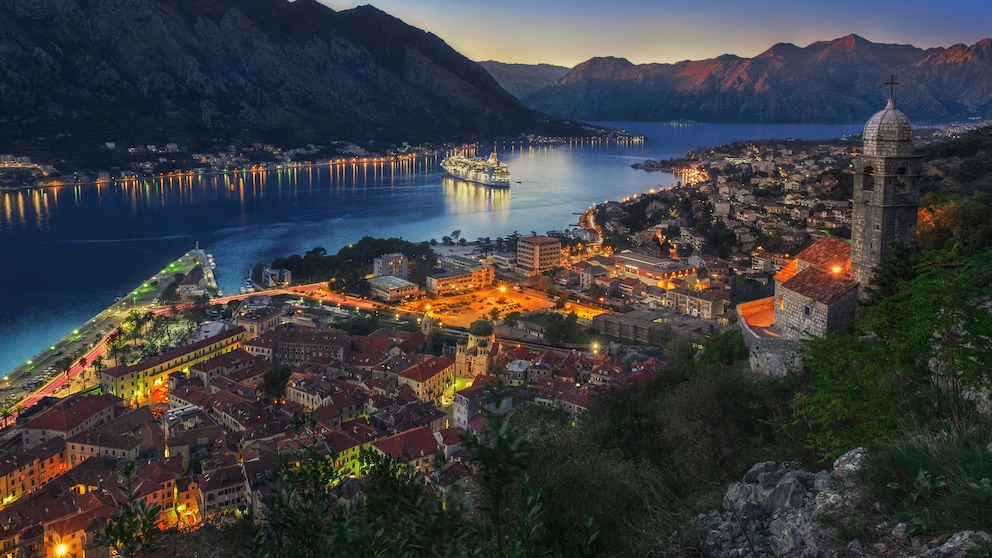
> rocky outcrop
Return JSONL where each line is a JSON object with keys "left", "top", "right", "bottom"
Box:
{"left": 693, "top": 448, "right": 992, "bottom": 557}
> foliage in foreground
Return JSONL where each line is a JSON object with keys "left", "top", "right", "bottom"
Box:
{"left": 98, "top": 462, "right": 165, "bottom": 558}
{"left": 164, "top": 328, "right": 801, "bottom": 558}
{"left": 859, "top": 423, "right": 992, "bottom": 536}
{"left": 792, "top": 245, "right": 992, "bottom": 460}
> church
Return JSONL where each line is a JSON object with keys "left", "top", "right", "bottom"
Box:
{"left": 454, "top": 319, "right": 500, "bottom": 377}
{"left": 738, "top": 80, "right": 921, "bottom": 375}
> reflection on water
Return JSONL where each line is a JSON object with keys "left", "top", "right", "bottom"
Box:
{"left": 441, "top": 175, "right": 510, "bottom": 215}
{"left": 0, "top": 122, "right": 865, "bottom": 372}
{"left": 0, "top": 153, "right": 442, "bottom": 233}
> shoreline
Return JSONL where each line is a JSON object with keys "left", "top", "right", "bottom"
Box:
{"left": 0, "top": 133, "right": 642, "bottom": 192}
{"left": 0, "top": 251, "right": 211, "bottom": 411}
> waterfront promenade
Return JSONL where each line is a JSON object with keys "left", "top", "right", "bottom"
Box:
{"left": 0, "top": 248, "right": 216, "bottom": 426}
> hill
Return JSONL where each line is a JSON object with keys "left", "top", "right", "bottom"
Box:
{"left": 518, "top": 35, "right": 992, "bottom": 124}
{"left": 477, "top": 60, "right": 570, "bottom": 98}
{"left": 0, "top": 0, "right": 588, "bottom": 161}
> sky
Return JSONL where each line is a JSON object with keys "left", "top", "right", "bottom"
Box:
{"left": 319, "top": 0, "right": 992, "bottom": 68}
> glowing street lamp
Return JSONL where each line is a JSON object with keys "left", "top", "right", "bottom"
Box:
{"left": 55, "top": 543, "right": 69, "bottom": 557}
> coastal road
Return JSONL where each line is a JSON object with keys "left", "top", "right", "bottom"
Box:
{"left": 0, "top": 251, "right": 205, "bottom": 427}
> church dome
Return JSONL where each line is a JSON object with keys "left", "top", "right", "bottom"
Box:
{"left": 468, "top": 319, "right": 494, "bottom": 337}
{"left": 862, "top": 98, "right": 913, "bottom": 157}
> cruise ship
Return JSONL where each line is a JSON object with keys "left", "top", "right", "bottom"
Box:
{"left": 441, "top": 146, "right": 511, "bottom": 187}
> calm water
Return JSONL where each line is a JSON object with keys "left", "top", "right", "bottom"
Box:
{"left": 0, "top": 122, "right": 862, "bottom": 372}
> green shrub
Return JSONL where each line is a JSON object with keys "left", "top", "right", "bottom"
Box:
{"left": 860, "top": 422, "right": 992, "bottom": 535}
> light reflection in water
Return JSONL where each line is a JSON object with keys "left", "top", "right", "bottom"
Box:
{"left": 441, "top": 176, "right": 510, "bottom": 215}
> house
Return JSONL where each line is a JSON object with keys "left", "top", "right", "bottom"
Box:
{"left": 372, "top": 426, "right": 440, "bottom": 473}
{"left": 21, "top": 394, "right": 123, "bottom": 449}
{"left": 397, "top": 356, "right": 455, "bottom": 406}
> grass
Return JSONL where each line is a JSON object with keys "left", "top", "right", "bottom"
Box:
{"left": 859, "top": 421, "right": 992, "bottom": 536}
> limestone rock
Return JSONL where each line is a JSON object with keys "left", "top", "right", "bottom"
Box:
{"left": 832, "top": 447, "right": 868, "bottom": 478}
{"left": 689, "top": 451, "right": 991, "bottom": 558}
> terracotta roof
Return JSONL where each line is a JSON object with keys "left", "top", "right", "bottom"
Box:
{"left": 353, "top": 335, "right": 394, "bottom": 353}
{"left": 434, "top": 427, "right": 464, "bottom": 446}
{"left": 396, "top": 331, "right": 427, "bottom": 354}
{"left": 782, "top": 266, "right": 859, "bottom": 304}
{"left": 773, "top": 258, "right": 800, "bottom": 283}
{"left": 190, "top": 348, "right": 255, "bottom": 374}
{"left": 373, "top": 426, "right": 439, "bottom": 461}
{"left": 22, "top": 394, "right": 121, "bottom": 433}
{"left": 399, "top": 356, "right": 454, "bottom": 383}
{"left": 774, "top": 237, "right": 852, "bottom": 284}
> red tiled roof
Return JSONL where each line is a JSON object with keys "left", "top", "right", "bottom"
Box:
{"left": 434, "top": 427, "right": 464, "bottom": 446}
{"left": 773, "top": 258, "right": 800, "bottom": 283}
{"left": 782, "top": 266, "right": 858, "bottom": 305}
{"left": 22, "top": 394, "right": 121, "bottom": 433}
{"left": 398, "top": 356, "right": 454, "bottom": 383}
{"left": 373, "top": 426, "right": 439, "bottom": 461}
{"left": 776, "top": 237, "right": 852, "bottom": 284}
{"left": 396, "top": 332, "right": 426, "bottom": 354}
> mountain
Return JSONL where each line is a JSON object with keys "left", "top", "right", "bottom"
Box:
{"left": 519, "top": 35, "right": 992, "bottom": 124}
{"left": 0, "top": 0, "right": 586, "bottom": 157}
{"left": 477, "top": 61, "right": 570, "bottom": 99}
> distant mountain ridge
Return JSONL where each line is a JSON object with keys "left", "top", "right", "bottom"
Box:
{"left": 477, "top": 61, "right": 569, "bottom": 99}
{"left": 516, "top": 35, "right": 992, "bottom": 124}
{"left": 0, "top": 0, "right": 585, "bottom": 155}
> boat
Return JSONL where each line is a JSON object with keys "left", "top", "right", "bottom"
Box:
{"left": 441, "top": 146, "right": 511, "bottom": 187}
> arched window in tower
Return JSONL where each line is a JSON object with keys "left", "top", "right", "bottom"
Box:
{"left": 862, "top": 166, "right": 875, "bottom": 191}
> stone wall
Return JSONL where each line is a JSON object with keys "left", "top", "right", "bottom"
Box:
{"left": 737, "top": 314, "right": 802, "bottom": 377}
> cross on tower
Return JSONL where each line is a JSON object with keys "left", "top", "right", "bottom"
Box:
{"left": 885, "top": 74, "right": 899, "bottom": 100}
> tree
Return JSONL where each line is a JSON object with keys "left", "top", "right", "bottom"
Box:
{"left": 504, "top": 311, "right": 521, "bottom": 329}
{"left": 462, "top": 409, "right": 542, "bottom": 557}
{"left": 98, "top": 462, "right": 164, "bottom": 558}
{"left": 258, "top": 364, "right": 293, "bottom": 400}
{"left": 250, "top": 431, "right": 345, "bottom": 558}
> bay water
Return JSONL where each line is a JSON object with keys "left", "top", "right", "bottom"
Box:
{"left": 0, "top": 122, "right": 862, "bottom": 372}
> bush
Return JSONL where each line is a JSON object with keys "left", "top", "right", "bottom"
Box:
{"left": 859, "top": 422, "right": 992, "bottom": 536}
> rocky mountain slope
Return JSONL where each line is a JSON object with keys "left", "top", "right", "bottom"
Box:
{"left": 477, "top": 60, "right": 569, "bottom": 98}
{"left": 0, "top": 0, "right": 585, "bottom": 154}
{"left": 519, "top": 35, "right": 992, "bottom": 124}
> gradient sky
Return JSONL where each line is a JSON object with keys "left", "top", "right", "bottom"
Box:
{"left": 319, "top": 0, "right": 992, "bottom": 67}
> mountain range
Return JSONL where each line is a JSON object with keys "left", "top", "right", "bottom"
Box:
{"left": 0, "top": 0, "right": 584, "bottom": 158}
{"left": 1, "top": 0, "right": 991, "bottom": 163}
{"left": 516, "top": 34, "right": 992, "bottom": 124}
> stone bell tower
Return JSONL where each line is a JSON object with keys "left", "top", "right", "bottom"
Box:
{"left": 849, "top": 75, "right": 921, "bottom": 292}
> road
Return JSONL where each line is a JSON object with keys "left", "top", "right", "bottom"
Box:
{"left": 0, "top": 250, "right": 206, "bottom": 426}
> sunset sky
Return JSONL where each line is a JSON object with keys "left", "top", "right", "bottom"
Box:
{"left": 320, "top": 0, "right": 991, "bottom": 67}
